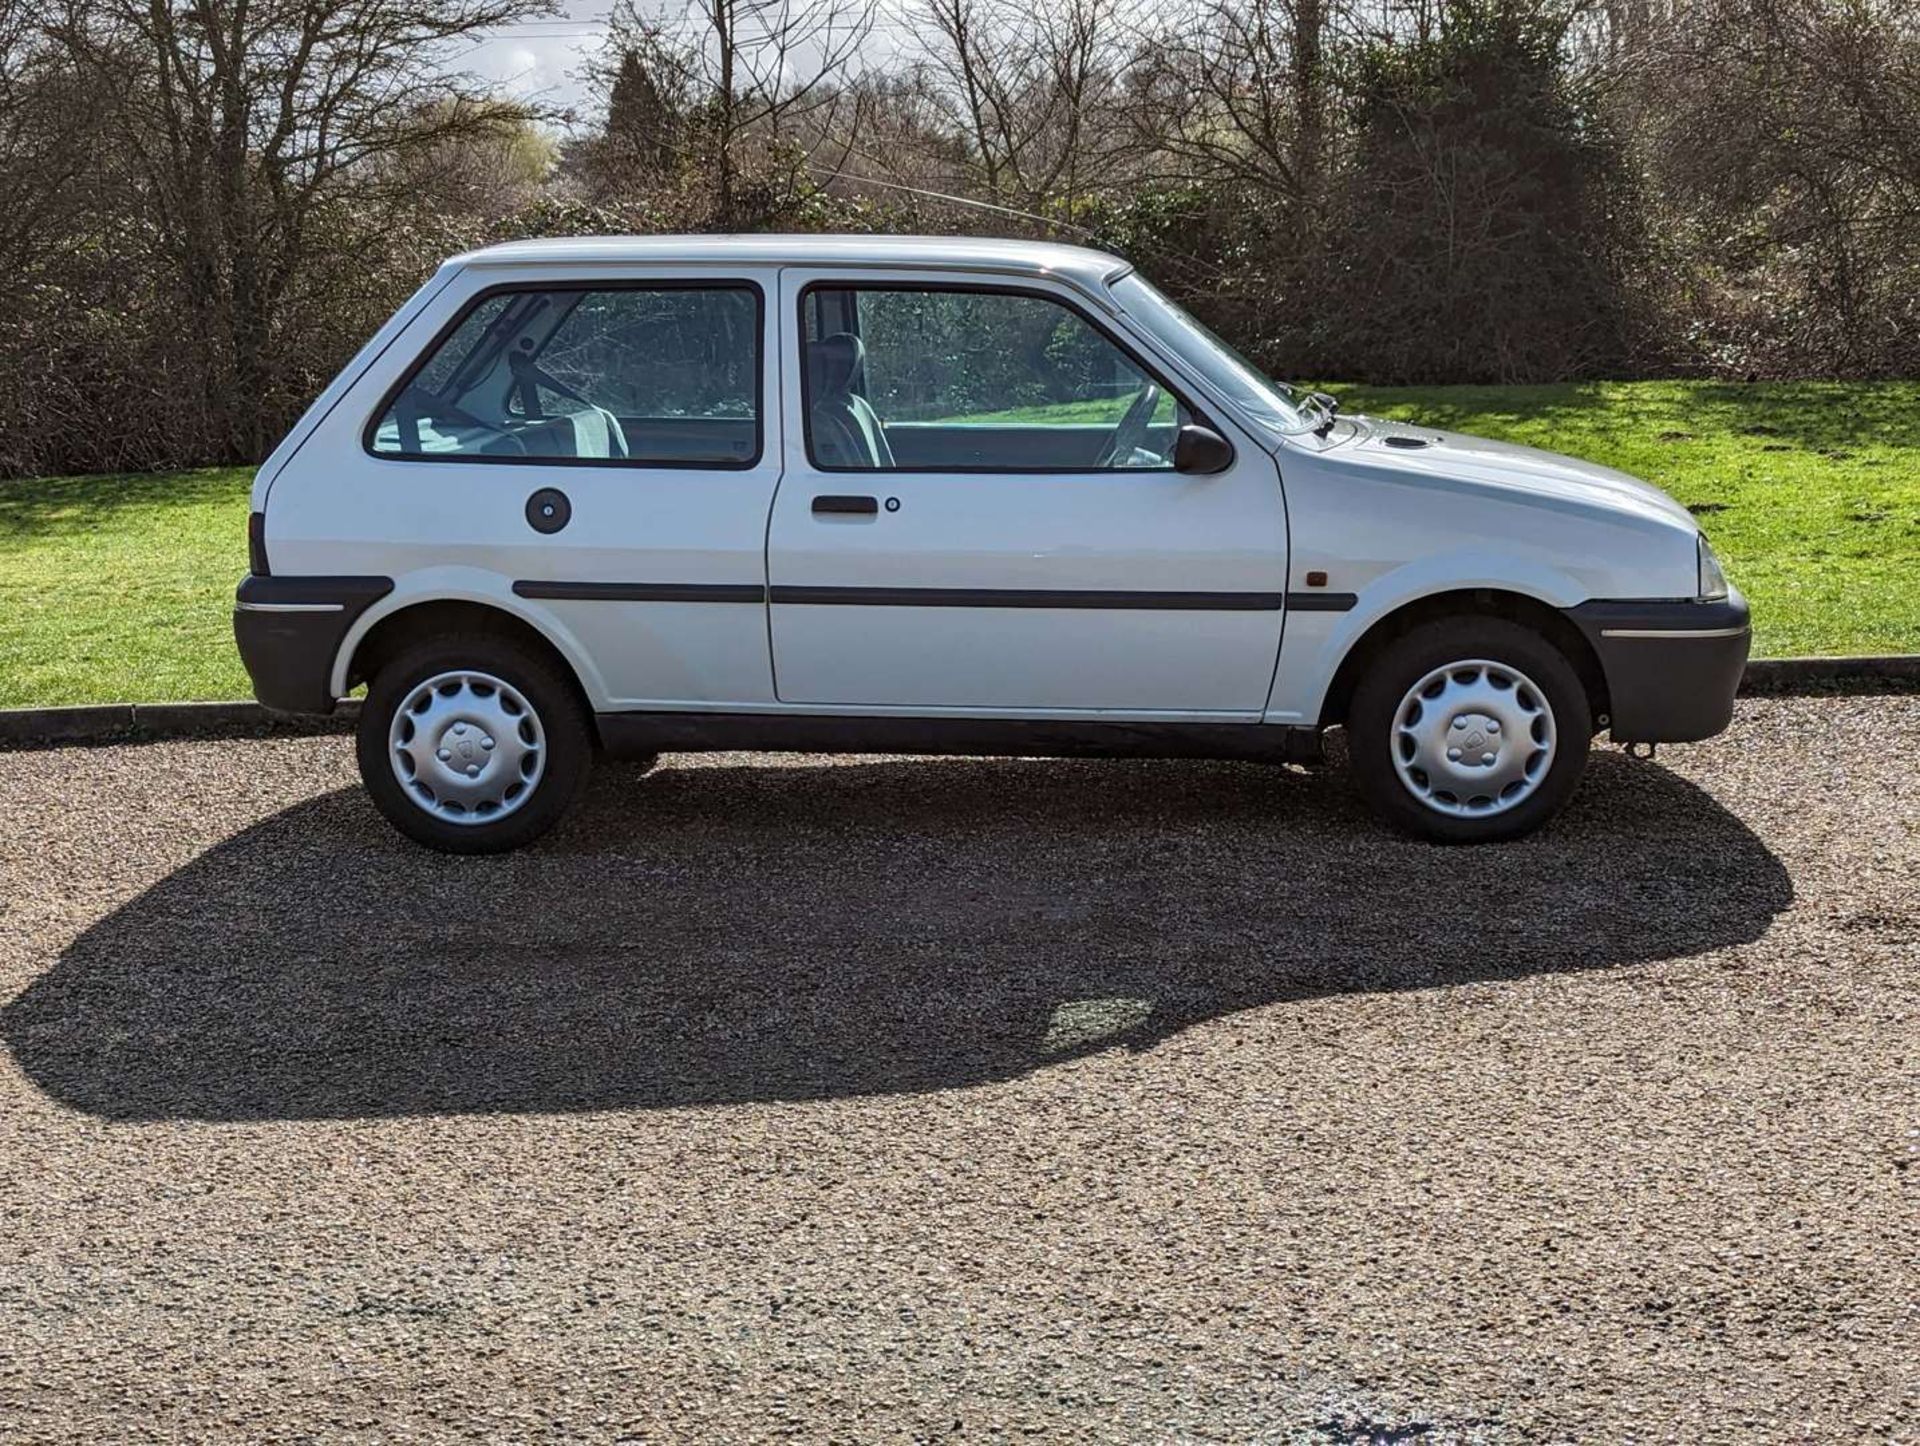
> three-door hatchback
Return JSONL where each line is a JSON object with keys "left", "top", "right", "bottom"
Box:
{"left": 235, "top": 235, "right": 1749, "bottom": 852}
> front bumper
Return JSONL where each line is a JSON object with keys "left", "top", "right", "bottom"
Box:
{"left": 1566, "top": 592, "right": 1751, "bottom": 744}
{"left": 233, "top": 575, "right": 393, "bottom": 714}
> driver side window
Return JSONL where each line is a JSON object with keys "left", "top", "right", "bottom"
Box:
{"left": 801, "top": 285, "right": 1185, "bottom": 473}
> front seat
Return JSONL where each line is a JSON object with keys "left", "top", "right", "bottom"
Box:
{"left": 807, "top": 333, "right": 894, "bottom": 469}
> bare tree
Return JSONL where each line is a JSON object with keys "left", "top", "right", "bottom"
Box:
{"left": 593, "top": 0, "right": 876, "bottom": 227}
{"left": 37, "top": 0, "right": 557, "bottom": 460}
{"left": 0, "top": 1, "right": 102, "bottom": 275}
{"left": 569, "top": 19, "right": 701, "bottom": 202}
{"left": 1141, "top": 0, "right": 1349, "bottom": 212}
{"left": 388, "top": 100, "right": 558, "bottom": 221}
{"left": 1602, "top": 0, "right": 1920, "bottom": 373}
{"left": 903, "top": 0, "right": 1137, "bottom": 215}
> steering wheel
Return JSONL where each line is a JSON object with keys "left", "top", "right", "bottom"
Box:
{"left": 1094, "top": 384, "right": 1162, "bottom": 468}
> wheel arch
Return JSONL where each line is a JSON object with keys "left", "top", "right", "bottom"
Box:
{"left": 338, "top": 595, "right": 602, "bottom": 734}
{"left": 1316, "top": 587, "right": 1610, "bottom": 731}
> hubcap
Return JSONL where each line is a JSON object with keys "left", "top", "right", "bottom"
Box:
{"left": 1391, "top": 658, "right": 1556, "bottom": 818}
{"left": 388, "top": 670, "right": 544, "bottom": 825}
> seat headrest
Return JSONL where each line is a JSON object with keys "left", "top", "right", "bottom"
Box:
{"left": 808, "top": 332, "right": 866, "bottom": 401}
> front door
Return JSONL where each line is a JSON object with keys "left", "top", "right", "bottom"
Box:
{"left": 765, "top": 273, "right": 1289, "bottom": 714}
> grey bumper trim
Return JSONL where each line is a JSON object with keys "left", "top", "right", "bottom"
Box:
{"left": 1567, "top": 594, "right": 1752, "bottom": 744}
{"left": 1599, "top": 625, "right": 1749, "bottom": 640}
{"left": 232, "top": 574, "right": 393, "bottom": 714}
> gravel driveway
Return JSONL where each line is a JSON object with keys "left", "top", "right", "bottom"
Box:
{"left": 0, "top": 696, "right": 1914, "bottom": 1443}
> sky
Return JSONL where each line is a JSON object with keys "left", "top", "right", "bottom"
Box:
{"left": 456, "top": 5, "right": 619, "bottom": 122}
{"left": 451, "top": 1, "right": 922, "bottom": 131}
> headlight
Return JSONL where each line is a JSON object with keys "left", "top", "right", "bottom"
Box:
{"left": 1697, "top": 534, "right": 1729, "bottom": 601}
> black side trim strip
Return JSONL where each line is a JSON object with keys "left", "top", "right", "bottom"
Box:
{"left": 513, "top": 581, "right": 765, "bottom": 603}
{"left": 1283, "top": 591, "right": 1359, "bottom": 613}
{"left": 770, "top": 586, "right": 1286, "bottom": 610}
{"left": 1565, "top": 596, "right": 1750, "bottom": 634}
{"left": 511, "top": 582, "right": 1350, "bottom": 612}
{"left": 236, "top": 574, "right": 393, "bottom": 608}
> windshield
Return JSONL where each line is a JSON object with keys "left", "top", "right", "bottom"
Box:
{"left": 1111, "top": 274, "right": 1322, "bottom": 436}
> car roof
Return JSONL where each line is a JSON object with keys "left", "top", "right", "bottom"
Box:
{"left": 449, "top": 234, "right": 1133, "bottom": 291}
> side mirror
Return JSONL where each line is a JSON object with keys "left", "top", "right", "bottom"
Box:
{"left": 1173, "top": 424, "right": 1234, "bottom": 475}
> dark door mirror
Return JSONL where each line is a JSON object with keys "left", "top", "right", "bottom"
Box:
{"left": 1172, "top": 424, "right": 1234, "bottom": 475}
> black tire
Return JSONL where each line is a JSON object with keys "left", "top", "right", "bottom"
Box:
{"left": 357, "top": 632, "right": 592, "bottom": 854}
{"left": 1348, "top": 615, "right": 1590, "bottom": 844}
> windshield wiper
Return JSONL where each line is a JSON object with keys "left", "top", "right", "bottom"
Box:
{"left": 1308, "top": 390, "right": 1341, "bottom": 438}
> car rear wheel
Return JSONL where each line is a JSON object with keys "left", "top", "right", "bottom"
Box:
{"left": 1348, "top": 616, "right": 1590, "bottom": 843}
{"left": 357, "top": 633, "right": 591, "bottom": 854}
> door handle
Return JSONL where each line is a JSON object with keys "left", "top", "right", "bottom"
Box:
{"left": 812, "top": 494, "right": 878, "bottom": 515}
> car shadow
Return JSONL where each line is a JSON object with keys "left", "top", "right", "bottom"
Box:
{"left": 3, "top": 751, "right": 1792, "bottom": 1122}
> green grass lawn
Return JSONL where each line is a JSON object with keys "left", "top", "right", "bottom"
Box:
{"left": 1, "top": 467, "right": 256, "bottom": 707}
{"left": 1, "top": 381, "right": 1914, "bottom": 707}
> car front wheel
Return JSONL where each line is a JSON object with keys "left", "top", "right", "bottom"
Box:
{"left": 357, "top": 633, "right": 592, "bottom": 854}
{"left": 1348, "top": 616, "right": 1590, "bottom": 843}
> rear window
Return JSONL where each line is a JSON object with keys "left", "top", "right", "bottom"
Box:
{"left": 369, "top": 283, "right": 763, "bottom": 468}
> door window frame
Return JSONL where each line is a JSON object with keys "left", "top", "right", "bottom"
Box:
{"left": 361, "top": 276, "right": 769, "bottom": 471}
{"left": 794, "top": 278, "right": 1227, "bottom": 476}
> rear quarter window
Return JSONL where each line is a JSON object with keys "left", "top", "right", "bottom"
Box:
{"left": 368, "top": 282, "right": 763, "bottom": 468}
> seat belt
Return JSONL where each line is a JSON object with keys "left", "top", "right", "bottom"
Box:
{"left": 507, "top": 349, "right": 546, "bottom": 420}
{"left": 395, "top": 389, "right": 424, "bottom": 453}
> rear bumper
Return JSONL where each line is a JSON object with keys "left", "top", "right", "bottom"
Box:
{"left": 1566, "top": 592, "right": 1751, "bottom": 744}
{"left": 232, "top": 575, "right": 392, "bottom": 714}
